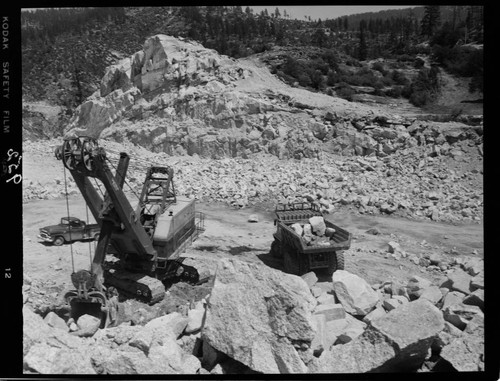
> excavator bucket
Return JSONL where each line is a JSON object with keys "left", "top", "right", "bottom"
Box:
{"left": 64, "top": 270, "right": 110, "bottom": 329}
{"left": 64, "top": 290, "right": 109, "bottom": 329}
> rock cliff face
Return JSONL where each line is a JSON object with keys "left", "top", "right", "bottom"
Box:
{"left": 65, "top": 35, "right": 482, "bottom": 161}
{"left": 65, "top": 34, "right": 406, "bottom": 160}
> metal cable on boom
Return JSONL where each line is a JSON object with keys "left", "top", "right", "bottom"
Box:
{"left": 85, "top": 204, "right": 92, "bottom": 269}
{"left": 62, "top": 165, "right": 75, "bottom": 273}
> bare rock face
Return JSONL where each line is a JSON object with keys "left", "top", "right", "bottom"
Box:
{"left": 331, "top": 270, "right": 379, "bottom": 316}
{"left": 201, "top": 258, "right": 316, "bottom": 373}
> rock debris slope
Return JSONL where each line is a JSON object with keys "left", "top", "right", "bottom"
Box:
{"left": 23, "top": 256, "right": 484, "bottom": 374}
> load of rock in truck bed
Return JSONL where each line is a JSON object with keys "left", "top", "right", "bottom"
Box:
{"left": 289, "top": 216, "right": 335, "bottom": 247}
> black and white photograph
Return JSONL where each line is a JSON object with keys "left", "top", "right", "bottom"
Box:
{"left": 1, "top": 4, "right": 495, "bottom": 378}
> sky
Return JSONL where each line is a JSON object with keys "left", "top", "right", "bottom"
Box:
{"left": 249, "top": 6, "right": 417, "bottom": 21}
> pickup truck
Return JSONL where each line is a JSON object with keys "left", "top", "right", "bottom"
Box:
{"left": 271, "top": 203, "right": 351, "bottom": 276}
{"left": 38, "top": 217, "right": 100, "bottom": 246}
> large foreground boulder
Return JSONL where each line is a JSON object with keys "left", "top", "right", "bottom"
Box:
{"left": 201, "top": 258, "right": 316, "bottom": 373}
{"left": 369, "top": 299, "right": 445, "bottom": 369}
{"left": 310, "top": 299, "right": 445, "bottom": 373}
{"left": 23, "top": 306, "right": 96, "bottom": 374}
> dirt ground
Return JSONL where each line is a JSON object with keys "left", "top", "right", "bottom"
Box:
{"left": 23, "top": 193, "right": 483, "bottom": 300}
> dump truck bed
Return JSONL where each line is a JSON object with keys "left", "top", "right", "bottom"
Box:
{"left": 273, "top": 202, "right": 351, "bottom": 254}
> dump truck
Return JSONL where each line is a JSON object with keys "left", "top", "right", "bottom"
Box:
{"left": 271, "top": 202, "right": 351, "bottom": 276}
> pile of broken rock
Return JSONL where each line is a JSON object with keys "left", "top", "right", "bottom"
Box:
{"left": 290, "top": 216, "right": 336, "bottom": 247}
{"left": 23, "top": 256, "right": 484, "bottom": 374}
{"left": 23, "top": 138, "right": 483, "bottom": 224}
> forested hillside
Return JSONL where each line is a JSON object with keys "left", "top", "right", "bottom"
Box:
{"left": 22, "top": 6, "right": 483, "bottom": 118}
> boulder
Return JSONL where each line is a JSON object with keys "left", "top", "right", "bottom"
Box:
{"left": 383, "top": 298, "right": 402, "bottom": 312}
{"left": 43, "top": 312, "right": 68, "bottom": 331}
{"left": 392, "top": 295, "right": 409, "bottom": 304}
{"left": 302, "top": 224, "right": 313, "bottom": 244}
{"left": 446, "top": 268, "right": 472, "bottom": 295}
{"left": 201, "top": 258, "right": 315, "bottom": 373}
{"left": 439, "top": 332, "right": 484, "bottom": 371}
{"left": 309, "top": 216, "right": 326, "bottom": 236}
{"left": 316, "top": 293, "right": 335, "bottom": 306}
{"left": 310, "top": 286, "right": 325, "bottom": 298}
{"left": 247, "top": 214, "right": 259, "bottom": 223}
{"left": 432, "top": 321, "right": 463, "bottom": 352}
{"left": 143, "top": 312, "right": 189, "bottom": 344}
{"left": 24, "top": 342, "right": 96, "bottom": 374}
{"left": 462, "top": 257, "right": 483, "bottom": 276}
{"left": 290, "top": 223, "right": 304, "bottom": 237}
{"left": 73, "top": 314, "right": 101, "bottom": 337}
{"left": 310, "top": 328, "right": 396, "bottom": 373}
{"left": 23, "top": 306, "right": 83, "bottom": 357}
{"left": 387, "top": 241, "right": 401, "bottom": 253}
{"left": 325, "top": 227, "right": 336, "bottom": 237}
{"left": 310, "top": 314, "right": 327, "bottom": 355}
{"left": 179, "top": 354, "right": 202, "bottom": 374}
{"left": 93, "top": 324, "right": 142, "bottom": 347}
{"left": 315, "top": 282, "right": 333, "bottom": 295}
{"left": 301, "top": 272, "right": 318, "bottom": 289}
{"left": 334, "top": 314, "right": 367, "bottom": 344}
{"left": 419, "top": 285, "right": 443, "bottom": 305}
{"left": 462, "top": 289, "right": 484, "bottom": 311}
{"left": 443, "top": 303, "right": 483, "bottom": 330}
{"left": 441, "top": 290, "right": 466, "bottom": 310}
{"left": 362, "top": 305, "right": 386, "bottom": 325}
{"left": 314, "top": 303, "right": 345, "bottom": 322}
{"left": 147, "top": 339, "right": 186, "bottom": 373}
{"left": 368, "top": 299, "right": 445, "bottom": 370}
{"left": 129, "top": 328, "right": 154, "bottom": 354}
{"left": 23, "top": 307, "right": 102, "bottom": 374}
{"left": 469, "top": 273, "right": 484, "bottom": 291}
{"left": 464, "top": 313, "right": 484, "bottom": 335}
{"left": 185, "top": 307, "right": 206, "bottom": 334}
{"left": 406, "top": 275, "right": 432, "bottom": 300}
{"left": 331, "top": 270, "right": 379, "bottom": 316}
{"left": 90, "top": 346, "right": 153, "bottom": 374}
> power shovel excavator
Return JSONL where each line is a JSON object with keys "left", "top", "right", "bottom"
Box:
{"left": 55, "top": 136, "right": 205, "bottom": 327}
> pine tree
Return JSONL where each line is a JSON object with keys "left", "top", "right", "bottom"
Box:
{"left": 358, "top": 20, "right": 368, "bottom": 60}
{"left": 421, "top": 6, "right": 441, "bottom": 38}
